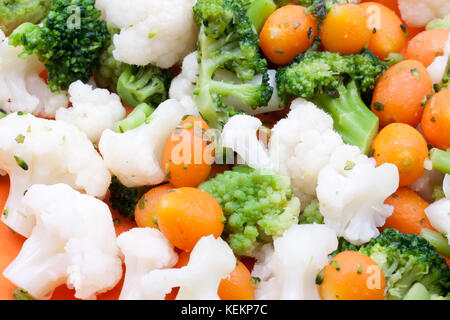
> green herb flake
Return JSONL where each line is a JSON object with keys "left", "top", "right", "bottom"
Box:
{"left": 152, "top": 215, "right": 159, "bottom": 226}
{"left": 372, "top": 28, "right": 377, "bottom": 34}
{"left": 410, "top": 68, "right": 420, "bottom": 81}
{"left": 12, "top": 288, "right": 35, "bottom": 300}
{"left": 400, "top": 24, "right": 408, "bottom": 37}
{"left": 391, "top": 193, "right": 399, "bottom": 198}
{"left": 113, "top": 218, "right": 121, "bottom": 227}
{"left": 274, "top": 49, "right": 285, "bottom": 54}
{"left": 357, "top": 263, "right": 363, "bottom": 274}
{"left": 315, "top": 269, "right": 324, "bottom": 285}
{"left": 373, "top": 101, "right": 385, "bottom": 111}
{"left": 138, "top": 197, "right": 148, "bottom": 210}
{"left": 14, "top": 155, "right": 28, "bottom": 171}
{"left": 431, "top": 117, "right": 436, "bottom": 123}
{"left": 17, "top": 111, "right": 28, "bottom": 116}
{"left": 330, "top": 260, "right": 341, "bottom": 271}
{"left": 344, "top": 160, "right": 356, "bottom": 171}
{"left": 251, "top": 277, "right": 261, "bottom": 287}
{"left": 15, "top": 134, "right": 25, "bottom": 144}
{"left": 3, "top": 207, "right": 8, "bottom": 218}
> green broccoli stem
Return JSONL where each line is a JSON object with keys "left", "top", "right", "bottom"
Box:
{"left": 115, "top": 103, "right": 155, "bottom": 133}
{"left": 247, "top": 0, "right": 276, "bottom": 32}
{"left": 0, "top": 109, "right": 6, "bottom": 120}
{"left": 403, "top": 282, "right": 431, "bottom": 300}
{"left": 313, "top": 81, "right": 379, "bottom": 155}
{"left": 430, "top": 148, "right": 450, "bottom": 175}
{"left": 421, "top": 228, "right": 450, "bottom": 259}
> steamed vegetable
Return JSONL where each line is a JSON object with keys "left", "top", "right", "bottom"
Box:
{"left": 108, "top": 176, "right": 151, "bottom": 219}
{"left": 422, "top": 90, "right": 450, "bottom": 151}
{"left": 3, "top": 184, "right": 123, "bottom": 300}
{"left": 0, "top": 0, "right": 52, "bottom": 35}
{"left": 0, "top": 113, "right": 111, "bottom": 237}
{"left": 192, "top": 0, "right": 273, "bottom": 128}
{"left": 199, "top": 166, "right": 301, "bottom": 256}
{"left": 320, "top": 3, "right": 371, "bottom": 55}
{"left": 359, "top": 228, "right": 450, "bottom": 300}
{"left": 55, "top": 81, "right": 126, "bottom": 143}
{"left": 318, "top": 250, "right": 386, "bottom": 300}
{"left": 276, "top": 49, "right": 386, "bottom": 154}
{"left": 252, "top": 224, "right": 338, "bottom": 299}
{"left": 156, "top": 187, "right": 225, "bottom": 251}
{"left": 9, "top": 0, "right": 109, "bottom": 92}
{"left": 259, "top": 4, "right": 318, "bottom": 65}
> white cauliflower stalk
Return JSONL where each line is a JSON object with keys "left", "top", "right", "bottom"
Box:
{"left": 252, "top": 224, "right": 338, "bottom": 300}
{"left": 222, "top": 115, "right": 273, "bottom": 169}
{"left": 424, "top": 174, "right": 450, "bottom": 244}
{"left": 3, "top": 184, "right": 123, "bottom": 300}
{"left": 117, "top": 228, "right": 178, "bottom": 300}
{"left": 398, "top": 0, "right": 450, "bottom": 27}
{"left": 99, "top": 99, "right": 196, "bottom": 188}
{"left": 0, "top": 113, "right": 111, "bottom": 237}
{"left": 119, "top": 234, "right": 236, "bottom": 300}
{"left": 269, "top": 98, "right": 345, "bottom": 206}
{"left": 95, "top": 0, "right": 198, "bottom": 68}
{"left": 0, "top": 31, "right": 68, "bottom": 117}
{"left": 316, "top": 145, "right": 399, "bottom": 245}
{"left": 55, "top": 81, "right": 126, "bottom": 143}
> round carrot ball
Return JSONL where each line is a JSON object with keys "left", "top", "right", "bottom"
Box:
{"left": 371, "top": 123, "right": 429, "bottom": 187}
{"left": 406, "top": 28, "right": 450, "bottom": 67}
{"left": 371, "top": 60, "right": 433, "bottom": 128}
{"left": 421, "top": 90, "right": 450, "bottom": 150}
{"left": 318, "top": 251, "right": 386, "bottom": 300}
{"left": 259, "top": 4, "right": 317, "bottom": 65}
{"left": 156, "top": 187, "right": 224, "bottom": 251}
{"left": 320, "top": 3, "right": 372, "bottom": 54}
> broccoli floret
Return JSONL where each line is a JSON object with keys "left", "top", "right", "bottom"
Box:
{"left": 0, "top": 0, "right": 52, "bottom": 35}
{"left": 9, "top": 0, "right": 109, "bottom": 92}
{"left": 198, "top": 166, "right": 301, "bottom": 256}
{"left": 108, "top": 176, "right": 151, "bottom": 219}
{"left": 115, "top": 103, "right": 155, "bottom": 133}
{"left": 276, "top": 49, "right": 387, "bottom": 154}
{"left": 359, "top": 228, "right": 450, "bottom": 300}
{"left": 299, "top": 199, "right": 324, "bottom": 224}
{"left": 116, "top": 64, "right": 174, "bottom": 108}
{"left": 193, "top": 0, "right": 273, "bottom": 129}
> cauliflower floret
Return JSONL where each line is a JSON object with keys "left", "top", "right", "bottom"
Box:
{"left": 398, "top": 0, "right": 450, "bottom": 27}
{"left": 99, "top": 99, "right": 195, "bottom": 188}
{"left": 269, "top": 98, "right": 345, "bottom": 207}
{"left": 427, "top": 33, "right": 450, "bottom": 85}
{"left": 0, "top": 113, "right": 111, "bottom": 237}
{"left": 118, "top": 234, "right": 236, "bottom": 300}
{"left": 169, "top": 52, "right": 281, "bottom": 115}
{"left": 425, "top": 174, "right": 450, "bottom": 244}
{"left": 252, "top": 224, "right": 338, "bottom": 300}
{"left": 221, "top": 115, "right": 273, "bottom": 169}
{"left": 3, "top": 184, "right": 123, "bottom": 300}
{"left": 0, "top": 30, "right": 68, "bottom": 117}
{"left": 316, "top": 145, "right": 399, "bottom": 245}
{"left": 116, "top": 228, "right": 178, "bottom": 300}
{"left": 96, "top": 0, "right": 198, "bottom": 68}
{"left": 55, "top": 81, "right": 126, "bottom": 143}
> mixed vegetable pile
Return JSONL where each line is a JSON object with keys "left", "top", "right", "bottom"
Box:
{"left": 0, "top": 0, "right": 449, "bottom": 300}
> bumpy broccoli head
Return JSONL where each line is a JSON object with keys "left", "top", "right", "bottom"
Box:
{"left": 0, "top": 0, "right": 52, "bottom": 35}
{"left": 9, "top": 0, "right": 109, "bottom": 92}
{"left": 108, "top": 176, "right": 151, "bottom": 219}
{"left": 193, "top": 0, "right": 273, "bottom": 128}
{"left": 276, "top": 49, "right": 387, "bottom": 105}
{"left": 359, "top": 228, "right": 450, "bottom": 300}
{"left": 116, "top": 64, "right": 174, "bottom": 108}
{"left": 198, "top": 166, "right": 301, "bottom": 257}
{"left": 299, "top": 199, "right": 324, "bottom": 224}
